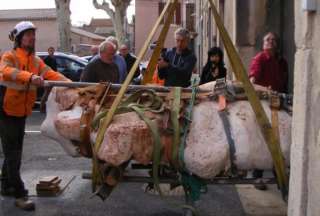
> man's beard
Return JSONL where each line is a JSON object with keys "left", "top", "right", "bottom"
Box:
{"left": 23, "top": 44, "right": 35, "bottom": 54}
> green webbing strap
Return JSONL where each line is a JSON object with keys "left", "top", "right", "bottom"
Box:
{"left": 91, "top": 90, "right": 164, "bottom": 130}
{"left": 177, "top": 77, "right": 207, "bottom": 207}
{"left": 91, "top": 89, "right": 165, "bottom": 195}
{"left": 129, "top": 105, "right": 163, "bottom": 196}
{"left": 179, "top": 78, "right": 198, "bottom": 169}
{"left": 181, "top": 173, "right": 207, "bottom": 203}
{"left": 130, "top": 104, "right": 199, "bottom": 215}
{"left": 170, "top": 87, "right": 181, "bottom": 168}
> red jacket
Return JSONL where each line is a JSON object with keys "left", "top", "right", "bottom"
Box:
{"left": 249, "top": 51, "right": 288, "bottom": 93}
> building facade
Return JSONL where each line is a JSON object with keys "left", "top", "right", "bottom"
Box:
{"left": 0, "top": 8, "right": 105, "bottom": 56}
{"left": 135, "top": 0, "right": 196, "bottom": 58}
{"left": 82, "top": 18, "right": 114, "bottom": 37}
{"left": 70, "top": 27, "right": 106, "bottom": 56}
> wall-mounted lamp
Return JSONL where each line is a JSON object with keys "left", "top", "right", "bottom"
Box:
{"left": 302, "top": 0, "right": 317, "bottom": 12}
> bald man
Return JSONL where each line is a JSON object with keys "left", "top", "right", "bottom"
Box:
{"left": 80, "top": 41, "right": 119, "bottom": 83}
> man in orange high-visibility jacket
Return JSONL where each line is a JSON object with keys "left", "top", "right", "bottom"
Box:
{"left": 0, "top": 21, "right": 69, "bottom": 211}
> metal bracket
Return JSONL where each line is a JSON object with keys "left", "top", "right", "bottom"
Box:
{"left": 214, "top": 78, "right": 227, "bottom": 95}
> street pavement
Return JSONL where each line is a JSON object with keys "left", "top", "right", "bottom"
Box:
{"left": 0, "top": 111, "right": 286, "bottom": 216}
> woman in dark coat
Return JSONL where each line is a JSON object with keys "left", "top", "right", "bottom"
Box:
{"left": 200, "top": 47, "right": 227, "bottom": 84}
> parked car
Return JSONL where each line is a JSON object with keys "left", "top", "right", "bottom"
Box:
{"left": 37, "top": 51, "right": 88, "bottom": 82}
{"left": 81, "top": 55, "right": 94, "bottom": 62}
{"left": 35, "top": 52, "right": 88, "bottom": 105}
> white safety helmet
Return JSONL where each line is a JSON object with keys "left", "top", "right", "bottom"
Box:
{"left": 9, "top": 21, "right": 36, "bottom": 41}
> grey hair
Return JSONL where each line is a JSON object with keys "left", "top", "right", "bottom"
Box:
{"left": 105, "top": 36, "right": 119, "bottom": 50}
{"left": 174, "top": 28, "right": 190, "bottom": 40}
{"left": 99, "top": 41, "right": 116, "bottom": 53}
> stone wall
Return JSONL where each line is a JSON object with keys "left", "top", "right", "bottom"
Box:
{"left": 288, "top": 1, "right": 320, "bottom": 215}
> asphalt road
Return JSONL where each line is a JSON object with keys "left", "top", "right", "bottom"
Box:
{"left": 0, "top": 111, "right": 255, "bottom": 216}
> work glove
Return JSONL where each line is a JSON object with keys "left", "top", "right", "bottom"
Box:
{"left": 31, "top": 75, "right": 44, "bottom": 87}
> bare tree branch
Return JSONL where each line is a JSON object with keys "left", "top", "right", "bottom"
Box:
{"left": 92, "top": 0, "right": 132, "bottom": 45}
{"left": 93, "top": 0, "right": 115, "bottom": 20}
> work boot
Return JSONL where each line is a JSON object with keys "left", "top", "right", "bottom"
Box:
{"left": 15, "top": 197, "right": 35, "bottom": 211}
{"left": 254, "top": 179, "right": 268, "bottom": 191}
{"left": 254, "top": 183, "right": 268, "bottom": 191}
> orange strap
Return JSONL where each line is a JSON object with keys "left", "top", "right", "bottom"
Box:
{"left": 218, "top": 95, "right": 227, "bottom": 111}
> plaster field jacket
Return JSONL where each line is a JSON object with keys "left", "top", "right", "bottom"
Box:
{"left": 0, "top": 48, "right": 68, "bottom": 117}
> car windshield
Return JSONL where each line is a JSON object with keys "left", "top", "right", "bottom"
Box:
{"left": 37, "top": 52, "right": 87, "bottom": 82}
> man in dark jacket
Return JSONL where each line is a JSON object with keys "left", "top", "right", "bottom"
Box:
{"left": 44, "top": 46, "right": 57, "bottom": 71}
{"left": 81, "top": 41, "right": 119, "bottom": 83}
{"left": 158, "top": 28, "right": 196, "bottom": 87}
{"left": 119, "top": 44, "right": 140, "bottom": 79}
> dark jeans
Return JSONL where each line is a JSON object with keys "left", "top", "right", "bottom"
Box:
{"left": 0, "top": 112, "right": 28, "bottom": 198}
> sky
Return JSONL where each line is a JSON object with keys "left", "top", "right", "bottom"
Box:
{"left": 0, "top": 0, "right": 135, "bottom": 26}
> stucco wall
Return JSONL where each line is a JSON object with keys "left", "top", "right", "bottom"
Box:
{"left": 135, "top": 0, "right": 178, "bottom": 60}
{"left": 236, "top": 0, "right": 267, "bottom": 75}
{"left": 0, "top": 20, "right": 59, "bottom": 52}
{"left": 71, "top": 33, "right": 103, "bottom": 46}
{"left": 288, "top": 2, "right": 320, "bottom": 216}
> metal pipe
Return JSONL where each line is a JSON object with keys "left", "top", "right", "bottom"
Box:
{"left": 123, "top": 176, "right": 277, "bottom": 185}
{"left": 43, "top": 80, "right": 211, "bottom": 93}
{"left": 82, "top": 173, "right": 277, "bottom": 185}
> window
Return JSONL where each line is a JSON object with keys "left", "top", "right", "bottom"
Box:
{"left": 56, "top": 57, "right": 84, "bottom": 81}
{"left": 186, "top": 3, "right": 195, "bottom": 32}
{"left": 158, "top": 2, "right": 181, "bottom": 25}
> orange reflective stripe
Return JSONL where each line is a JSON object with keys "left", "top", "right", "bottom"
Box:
{"left": 11, "top": 50, "right": 19, "bottom": 68}
{"left": 0, "top": 81, "right": 37, "bottom": 91}
{"left": 0, "top": 60, "right": 15, "bottom": 67}
{"left": 39, "top": 65, "right": 51, "bottom": 77}
{"left": 10, "top": 68, "right": 20, "bottom": 81}
{"left": 33, "top": 56, "right": 40, "bottom": 71}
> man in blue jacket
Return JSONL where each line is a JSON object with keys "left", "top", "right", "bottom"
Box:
{"left": 158, "top": 28, "right": 196, "bottom": 87}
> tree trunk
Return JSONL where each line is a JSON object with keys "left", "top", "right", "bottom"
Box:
{"left": 93, "top": 0, "right": 131, "bottom": 45}
{"left": 55, "top": 0, "right": 72, "bottom": 52}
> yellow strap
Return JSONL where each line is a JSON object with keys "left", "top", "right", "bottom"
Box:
{"left": 208, "top": 0, "right": 288, "bottom": 195}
